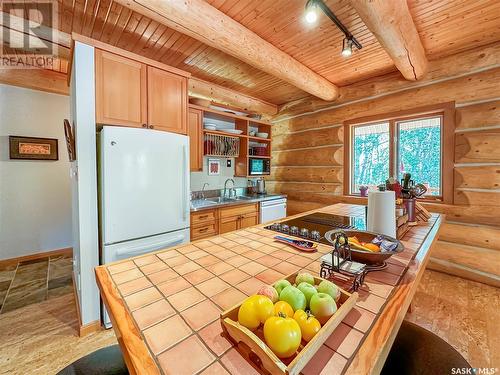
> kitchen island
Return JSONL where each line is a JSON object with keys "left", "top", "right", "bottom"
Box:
{"left": 95, "top": 203, "right": 442, "bottom": 375}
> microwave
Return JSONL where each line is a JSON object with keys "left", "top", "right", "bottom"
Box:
{"left": 249, "top": 158, "right": 270, "bottom": 175}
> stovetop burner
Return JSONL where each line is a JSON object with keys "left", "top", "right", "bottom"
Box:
{"left": 264, "top": 212, "right": 366, "bottom": 245}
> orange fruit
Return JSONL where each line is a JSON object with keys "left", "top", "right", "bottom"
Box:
{"left": 363, "top": 243, "right": 380, "bottom": 252}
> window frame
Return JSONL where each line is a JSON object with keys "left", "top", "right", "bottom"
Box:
{"left": 343, "top": 102, "right": 455, "bottom": 204}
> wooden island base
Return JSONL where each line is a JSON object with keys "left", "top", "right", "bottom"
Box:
{"left": 95, "top": 203, "right": 442, "bottom": 375}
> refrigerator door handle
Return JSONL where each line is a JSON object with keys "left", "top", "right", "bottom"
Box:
{"left": 115, "top": 234, "right": 186, "bottom": 257}
{"left": 182, "top": 144, "right": 188, "bottom": 222}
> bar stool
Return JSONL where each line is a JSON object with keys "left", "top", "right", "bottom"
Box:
{"left": 57, "top": 345, "right": 129, "bottom": 375}
{"left": 382, "top": 320, "right": 471, "bottom": 375}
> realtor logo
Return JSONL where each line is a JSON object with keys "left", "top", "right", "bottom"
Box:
{"left": 1, "top": 0, "right": 58, "bottom": 68}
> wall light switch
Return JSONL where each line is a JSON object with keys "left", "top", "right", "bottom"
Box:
{"left": 227, "top": 160, "right": 232, "bottom": 167}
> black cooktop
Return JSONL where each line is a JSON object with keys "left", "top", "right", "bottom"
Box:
{"left": 264, "top": 212, "right": 366, "bottom": 245}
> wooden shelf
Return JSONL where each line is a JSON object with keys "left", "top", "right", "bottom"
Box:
{"left": 247, "top": 155, "right": 271, "bottom": 159}
{"left": 189, "top": 103, "right": 271, "bottom": 126}
{"left": 203, "top": 129, "right": 247, "bottom": 138}
{"left": 248, "top": 136, "right": 271, "bottom": 142}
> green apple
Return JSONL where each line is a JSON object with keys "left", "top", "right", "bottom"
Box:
{"left": 279, "top": 285, "right": 307, "bottom": 311}
{"left": 273, "top": 279, "right": 292, "bottom": 295}
{"left": 295, "top": 272, "right": 315, "bottom": 286}
{"left": 317, "top": 280, "right": 340, "bottom": 302}
{"left": 309, "top": 293, "right": 337, "bottom": 325}
{"left": 296, "top": 282, "right": 318, "bottom": 308}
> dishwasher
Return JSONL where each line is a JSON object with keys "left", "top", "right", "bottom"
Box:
{"left": 260, "top": 198, "right": 287, "bottom": 224}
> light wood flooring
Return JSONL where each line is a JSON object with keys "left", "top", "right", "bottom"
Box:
{"left": 0, "top": 270, "right": 497, "bottom": 374}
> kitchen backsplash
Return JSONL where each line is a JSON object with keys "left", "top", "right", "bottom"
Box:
{"left": 190, "top": 157, "right": 248, "bottom": 191}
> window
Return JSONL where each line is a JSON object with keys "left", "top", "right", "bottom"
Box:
{"left": 345, "top": 103, "right": 454, "bottom": 203}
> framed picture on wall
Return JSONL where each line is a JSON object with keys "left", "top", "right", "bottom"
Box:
{"left": 9, "top": 136, "right": 58, "bottom": 161}
{"left": 208, "top": 158, "right": 220, "bottom": 175}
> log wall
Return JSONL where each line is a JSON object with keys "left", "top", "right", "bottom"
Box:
{"left": 270, "top": 68, "right": 500, "bottom": 287}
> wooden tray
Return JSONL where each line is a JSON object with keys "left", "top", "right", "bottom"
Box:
{"left": 220, "top": 272, "right": 358, "bottom": 375}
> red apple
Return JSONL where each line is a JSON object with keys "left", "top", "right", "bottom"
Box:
{"left": 257, "top": 285, "right": 279, "bottom": 303}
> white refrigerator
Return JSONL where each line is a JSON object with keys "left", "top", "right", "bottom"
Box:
{"left": 99, "top": 126, "right": 190, "bottom": 326}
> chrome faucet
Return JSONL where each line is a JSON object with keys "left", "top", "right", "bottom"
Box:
{"left": 223, "top": 178, "right": 235, "bottom": 199}
{"left": 201, "top": 183, "right": 209, "bottom": 199}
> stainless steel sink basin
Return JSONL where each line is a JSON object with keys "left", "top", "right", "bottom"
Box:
{"left": 191, "top": 199, "right": 218, "bottom": 209}
{"left": 205, "top": 197, "right": 232, "bottom": 203}
{"left": 230, "top": 195, "right": 253, "bottom": 200}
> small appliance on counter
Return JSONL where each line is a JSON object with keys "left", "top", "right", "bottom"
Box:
{"left": 248, "top": 157, "right": 270, "bottom": 175}
{"left": 256, "top": 177, "right": 266, "bottom": 194}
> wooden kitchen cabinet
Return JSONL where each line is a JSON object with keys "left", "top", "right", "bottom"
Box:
{"left": 95, "top": 49, "right": 147, "bottom": 127}
{"left": 218, "top": 203, "right": 259, "bottom": 234}
{"left": 147, "top": 66, "right": 187, "bottom": 134}
{"left": 190, "top": 209, "right": 217, "bottom": 241}
{"left": 239, "top": 211, "right": 259, "bottom": 228}
{"left": 188, "top": 108, "right": 203, "bottom": 171}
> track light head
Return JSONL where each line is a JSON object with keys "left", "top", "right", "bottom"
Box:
{"left": 342, "top": 37, "right": 353, "bottom": 57}
{"left": 305, "top": 0, "right": 319, "bottom": 23}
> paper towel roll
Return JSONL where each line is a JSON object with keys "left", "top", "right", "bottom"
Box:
{"left": 367, "top": 191, "right": 396, "bottom": 238}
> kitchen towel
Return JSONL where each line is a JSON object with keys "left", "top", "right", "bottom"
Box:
{"left": 367, "top": 190, "right": 396, "bottom": 238}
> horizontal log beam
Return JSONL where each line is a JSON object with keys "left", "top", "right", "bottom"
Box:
{"left": 272, "top": 126, "right": 343, "bottom": 151}
{"left": 440, "top": 222, "right": 500, "bottom": 251}
{"left": 0, "top": 68, "right": 68, "bottom": 95}
{"left": 272, "top": 146, "right": 343, "bottom": 167}
{"left": 454, "top": 166, "right": 500, "bottom": 190}
{"left": 275, "top": 42, "right": 500, "bottom": 121}
{"left": 266, "top": 181, "right": 342, "bottom": 195}
{"left": 427, "top": 258, "right": 500, "bottom": 288}
{"left": 269, "top": 166, "right": 343, "bottom": 184}
{"left": 456, "top": 99, "right": 500, "bottom": 130}
{"left": 114, "top": 0, "right": 338, "bottom": 101}
{"left": 188, "top": 77, "right": 277, "bottom": 116}
{"left": 455, "top": 129, "right": 500, "bottom": 163}
{"left": 351, "top": 0, "right": 428, "bottom": 81}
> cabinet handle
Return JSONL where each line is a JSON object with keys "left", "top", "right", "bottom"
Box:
{"left": 199, "top": 228, "right": 209, "bottom": 232}
{"left": 199, "top": 215, "right": 208, "bottom": 219}
{"left": 142, "top": 124, "right": 147, "bottom": 128}
{"left": 149, "top": 125, "right": 154, "bottom": 129}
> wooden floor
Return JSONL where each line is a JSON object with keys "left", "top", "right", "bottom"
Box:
{"left": 0, "top": 270, "right": 497, "bottom": 374}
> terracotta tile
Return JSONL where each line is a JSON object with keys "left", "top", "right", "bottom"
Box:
{"left": 184, "top": 268, "right": 214, "bottom": 285}
{"left": 301, "top": 345, "right": 336, "bottom": 375}
{"left": 255, "top": 255, "right": 281, "bottom": 268}
{"left": 200, "top": 362, "right": 230, "bottom": 375}
{"left": 157, "top": 277, "right": 190, "bottom": 297}
{"left": 238, "top": 261, "right": 267, "bottom": 276}
{"left": 133, "top": 299, "right": 176, "bottom": 330}
{"left": 157, "top": 249, "right": 181, "bottom": 260}
{"left": 108, "top": 261, "right": 135, "bottom": 275}
{"left": 324, "top": 323, "right": 364, "bottom": 358}
{"left": 236, "top": 277, "right": 265, "bottom": 296}
{"left": 181, "top": 299, "right": 221, "bottom": 331}
{"left": 117, "top": 277, "right": 152, "bottom": 296}
{"left": 220, "top": 269, "right": 250, "bottom": 285}
{"left": 356, "top": 290, "right": 386, "bottom": 314}
{"left": 271, "top": 249, "right": 295, "bottom": 260}
{"left": 174, "top": 261, "right": 201, "bottom": 275}
{"left": 185, "top": 250, "right": 209, "bottom": 260}
{"left": 365, "top": 270, "right": 400, "bottom": 286}
{"left": 255, "top": 269, "right": 285, "bottom": 284}
{"left": 220, "top": 348, "right": 260, "bottom": 375}
{"left": 204, "top": 244, "right": 226, "bottom": 254}
{"left": 197, "top": 277, "right": 230, "bottom": 297}
{"left": 316, "top": 351, "right": 347, "bottom": 375}
{"left": 246, "top": 241, "right": 266, "bottom": 250}
{"left": 177, "top": 244, "right": 199, "bottom": 253}
{"left": 343, "top": 306, "right": 376, "bottom": 333}
{"left": 111, "top": 268, "right": 144, "bottom": 285}
{"left": 272, "top": 261, "right": 301, "bottom": 275}
{"left": 197, "top": 255, "right": 220, "bottom": 267}
{"left": 211, "top": 287, "right": 247, "bottom": 310}
{"left": 133, "top": 255, "right": 158, "bottom": 267}
{"left": 216, "top": 249, "right": 237, "bottom": 259}
{"left": 124, "top": 287, "right": 163, "bottom": 311}
{"left": 143, "top": 315, "right": 192, "bottom": 355}
{"left": 140, "top": 261, "right": 168, "bottom": 275}
{"left": 361, "top": 279, "right": 393, "bottom": 299}
{"left": 199, "top": 321, "right": 233, "bottom": 356}
{"left": 157, "top": 335, "right": 215, "bottom": 374}
{"left": 226, "top": 255, "right": 248, "bottom": 267}
{"left": 240, "top": 249, "right": 264, "bottom": 260}
{"left": 148, "top": 269, "right": 178, "bottom": 285}
{"left": 287, "top": 254, "right": 312, "bottom": 267}
{"left": 205, "top": 262, "right": 234, "bottom": 276}
{"left": 164, "top": 255, "right": 190, "bottom": 267}
{"left": 168, "top": 287, "right": 205, "bottom": 311}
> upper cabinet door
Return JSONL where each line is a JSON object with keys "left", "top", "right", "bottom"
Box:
{"left": 188, "top": 108, "right": 203, "bottom": 171}
{"left": 95, "top": 50, "right": 147, "bottom": 127}
{"left": 147, "top": 66, "right": 187, "bottom": 134}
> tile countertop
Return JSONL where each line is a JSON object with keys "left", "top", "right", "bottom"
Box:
{"left": 95, "top": 203, "right": 442, "bottom": 375}
{"left": 190, "top": 193, "right": 287, "bottom": 212}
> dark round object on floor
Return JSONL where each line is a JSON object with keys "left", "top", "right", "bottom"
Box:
{"left": 56, "top": 345, "right": 129, "bottom": 375}
{"left": 382, "top": 320, "right": 471, "bottom": 375}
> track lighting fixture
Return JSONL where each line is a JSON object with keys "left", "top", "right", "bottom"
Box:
{"left": 304, "top": 0, "right": 362, "bottom": 57}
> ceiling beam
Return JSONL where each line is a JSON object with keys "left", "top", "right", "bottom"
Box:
{"left": 274, "top": 42, "right": 500, "bottom": 121}
{"left": 114, "top": 0, "right": 339, "bottom": 101}
{"left": 0, "top": 68, "right": 69, "bottom": 95}
{"left": 351, "top": 0, "right": 428, "bottom": 81}
{"left": 188, "top": 78, "right": 277, "bottom": 116}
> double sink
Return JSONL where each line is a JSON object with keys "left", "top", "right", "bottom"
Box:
{"left": 191, "top": 195, "right": 254, "bottom": 209}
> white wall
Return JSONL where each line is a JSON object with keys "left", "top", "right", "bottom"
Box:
{"left": 190, "top": 156, "right": 247, "bottom": 191}
{"left": 0, "top": 84, "right": 72, "bottom": 260}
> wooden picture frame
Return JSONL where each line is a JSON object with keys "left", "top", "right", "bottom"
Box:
{"left": 208, "top": 158, "right": 220, "bottom": 175}
{"left": 9, "top": 136, "right": 59, "bottom": 161}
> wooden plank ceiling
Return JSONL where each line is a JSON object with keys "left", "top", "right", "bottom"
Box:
{"left": 7, "top": 0, "right": 500, "bottom": 106}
